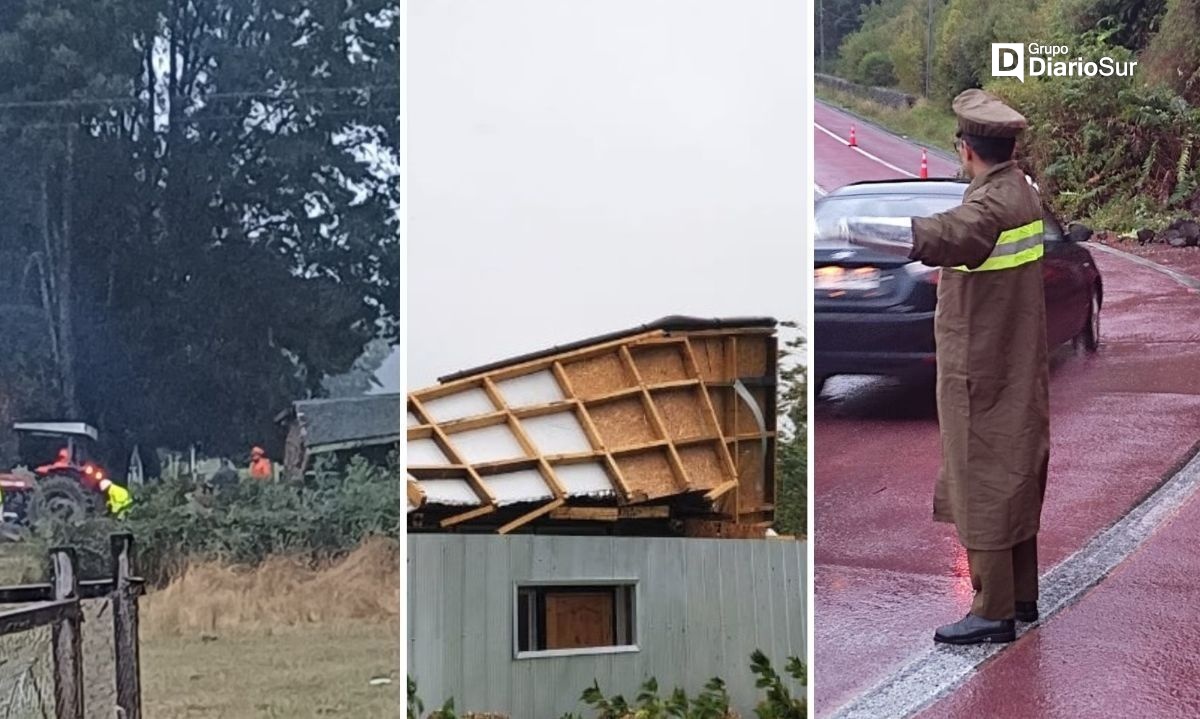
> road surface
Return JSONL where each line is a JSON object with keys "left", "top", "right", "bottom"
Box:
{"left": 814, "top": 99, "right": 1200, "bottom": 717}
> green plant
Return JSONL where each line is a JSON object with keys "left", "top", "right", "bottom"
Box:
{"left": 774, "top": 329, "right": 807, "bottom": 537}
{"left": 409, "top": 676, "right": 425, "bottom": 719}
{"left": 25, "top": 453, "right": 400, "bottom": 583}
{"left": 750, "top": 651, "right": 807, "bottom": 719}
{"left": 577, "top": 676, "right": 733, "bottom": 719}
{"left": 857, "top": 51, "right": 896, "bottom": 87}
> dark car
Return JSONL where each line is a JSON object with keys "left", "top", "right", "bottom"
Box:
{"left": 813, "top": 178, "right": 1102, "bottom": 396}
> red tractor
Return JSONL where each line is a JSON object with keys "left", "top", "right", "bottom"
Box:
{"left": 0, "top": 422, "right": 114, "bottom": 526}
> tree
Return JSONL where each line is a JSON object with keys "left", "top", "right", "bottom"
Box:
{"left": 774, "top": 329, "right": 807, "bottom": 537}
{"left": 0, "top": 0, "right": 399, "bottom": 464}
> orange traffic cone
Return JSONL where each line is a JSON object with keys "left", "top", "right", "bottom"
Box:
{"left": 848, "top": 125, "right": 858, "bottom": 148}
{"left": 919, "top": 148, "right": 929, "bottom": 179}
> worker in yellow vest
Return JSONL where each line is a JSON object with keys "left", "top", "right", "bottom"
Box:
{"left": 99, "top": 477, "right": 133, "bottom": 517}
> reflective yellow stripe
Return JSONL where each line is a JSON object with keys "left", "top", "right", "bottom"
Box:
{"left": 953, "top": 219, "right": 1044, "bottom": 272}
{"left": 996, "top": 220, "right": 1043, "bottom": 245}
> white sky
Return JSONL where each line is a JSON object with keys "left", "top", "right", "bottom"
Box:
{"left": 408, "top": 1, "right": 809, "bottom": 387}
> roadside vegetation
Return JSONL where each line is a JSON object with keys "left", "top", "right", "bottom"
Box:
{"left": 817, "top": 0, "right": 1200, "bottom": 232}
{"left": 408, "top": 651, "right": 807, "bottom": 719}
{"left": 814, "top": 85, "right": 957, "bottom": 155}
{"left": 12, "top": 454, "right": 400, "bottom": 584}
{"left": 773, "top": 331, "right": 808, "bottom": 538}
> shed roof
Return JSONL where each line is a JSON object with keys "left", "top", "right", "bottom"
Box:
{"left": 293, "top": 393, "right": 401, "bottom": 453}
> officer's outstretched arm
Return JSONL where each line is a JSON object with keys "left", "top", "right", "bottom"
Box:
{"left": 910, "top": 195, "right": 1001, "bottom": 269}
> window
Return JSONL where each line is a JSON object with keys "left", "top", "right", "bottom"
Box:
{"left": 515, "top": 581, "right": 637, "bottom": 658}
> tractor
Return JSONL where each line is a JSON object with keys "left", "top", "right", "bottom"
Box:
{"left": 0, "top": 422, "right": 115, "bottom": 526}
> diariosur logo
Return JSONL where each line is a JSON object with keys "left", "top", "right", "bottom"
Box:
{"left": 991, "top": 43, "right": 1137, "bottom": 82}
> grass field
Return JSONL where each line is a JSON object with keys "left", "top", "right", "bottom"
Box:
{"left": 142, "top": 621, "right": 400, "bottom": 718}
{"left": 138, "top": 538, "right": 401, "bottom": 717}
{"left": 0, "top": 543, "right": 43, "bottom": 584}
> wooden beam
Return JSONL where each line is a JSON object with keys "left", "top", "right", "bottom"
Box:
{"left": 437, "top": 410, "right": 510, "bottom": 435}
{"left": 703, "top": 480, "right": 739, "bottom": 503}
{"left": 549, "top": 507, "right": 619, "bottom": 521}
{"left": 414, "top": 331, "right": 667, "bottom": 395}
{"left": 439, "top": 505, "right": 495, "bottom": 528}
{"left": 406, "top": 480, "right": 426, "bottom": 510}
{"left": 511, "top": 400, "right": 582, "bottom": 420}
{"left": 581, "top": 379, "right": 700, "bottom": 406}
{"left": 619, "top": 505, "right": 670, "bottom": 519}
{"left": 546, "top": 504, "right": 671, "bottom": 521}
{"left": 498, "top": 498, "right": 566, "bottom": 534}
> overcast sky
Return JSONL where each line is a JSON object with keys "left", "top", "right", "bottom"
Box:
{"left": 408, "top": 1, "right": 808, "bottom": 387}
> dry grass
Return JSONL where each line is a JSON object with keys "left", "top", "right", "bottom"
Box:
{"left": 141, "top": 536, "right": 399, "bottom": 635}
{"left": 139, "top": 537, "right": 400, "bottom": 717}
{"left": 0, "top": 543, "right": 44, "bottom": 585}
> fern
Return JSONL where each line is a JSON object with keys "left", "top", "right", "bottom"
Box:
{"left": 1176, "top": 137, "right": 1193, "bottom": 187}
{"left": 1137, "top": 140, "right": 1160, "bottom": 190}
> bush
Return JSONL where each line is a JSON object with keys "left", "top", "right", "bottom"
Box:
{"left": 28, "top": 453, "right": 401, "bottom": 584}
{"left": 408, "top": 653, "right": 807, "bottom": 719}
{"left": 990, "top": 31, "right": 1200, "bottom": 228}
{"left": 857, "top": 52, "right": 896, "bottom": 87}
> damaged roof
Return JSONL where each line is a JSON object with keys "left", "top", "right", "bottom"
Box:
{"left": 408, "top": 316, "right": 778, "bottom": 536}
{"left": 293, "top": 393, "right": 402, "bottom": 454}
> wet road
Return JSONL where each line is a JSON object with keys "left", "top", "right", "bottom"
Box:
{"left": 813, "top": 100, "right": 1200, "bottom": 716}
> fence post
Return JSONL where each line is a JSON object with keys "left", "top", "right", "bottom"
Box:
{"left": 50, "top": 547, "right": 83, "bottom": 719}
{"left": 111, "top": 533, "right": 142, "bottom": 719}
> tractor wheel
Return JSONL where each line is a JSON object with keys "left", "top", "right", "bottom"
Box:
{"left": 28, "top": 476, "right": 99, "bottom": 526}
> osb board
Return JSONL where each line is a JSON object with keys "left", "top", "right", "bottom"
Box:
{"left": 689, "top": 337, "right": 729, "bottom": 382}
{"left": 588, "top": 397, "right": 659, "bottom": 446}
{"left": 563, "top": 352, "right": 633, "bottom": 398}
{"left": 677, "top": 443, "right": 724, "bottom": 490}
{"left": 630, "top": 344, "right": 690, "bottom": 384}
{"left": 652, "top": 387, "right": 713, "bottom": 441}
{"left": 736, "top": 442, "right": 767, "bottom": 512}
{"left": 616, "top": 449, "right": 679, "bottom": 500}
{"left": 736, "top": 336, "right": 770, "bottom": 377}
{"left": 708, "top": 388, "right": 737, "bottom": 436}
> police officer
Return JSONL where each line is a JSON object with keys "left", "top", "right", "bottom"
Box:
{"left": 905, "top": 89, "right": 1050, "bottom": 645}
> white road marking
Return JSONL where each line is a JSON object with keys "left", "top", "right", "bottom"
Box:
{"left": 814, "top": 121, "right": 918, "bottom": 178}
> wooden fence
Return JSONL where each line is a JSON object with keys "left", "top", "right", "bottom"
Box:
{"left": 0, "top": 534, "right": 144, "bottom": 719}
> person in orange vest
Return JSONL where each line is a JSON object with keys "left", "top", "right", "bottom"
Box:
{"left": 36, "top": 448, "right": 72, "bottom": 474}
{"left": 249, "top": 446, "right": 273, "bottom": 480}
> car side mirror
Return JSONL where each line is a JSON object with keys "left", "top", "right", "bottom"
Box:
{"left": 1067, "top": 223, "right": 1093, "bottom": 243}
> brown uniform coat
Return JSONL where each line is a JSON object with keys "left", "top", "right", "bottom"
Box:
{"left": 911, "top": 161, "right": 1050, "bottom": 551}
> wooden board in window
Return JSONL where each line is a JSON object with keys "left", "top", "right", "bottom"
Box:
{"left": 544, "top": 591, "right": 614, "bottom": 650}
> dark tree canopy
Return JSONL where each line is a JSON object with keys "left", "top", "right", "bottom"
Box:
{"left": 0, "top": 0, "right": 398, "bottom": 467}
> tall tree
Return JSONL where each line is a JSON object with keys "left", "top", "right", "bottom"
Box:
{"left": 0, "top": 0, "right": 399, "bottom": 464}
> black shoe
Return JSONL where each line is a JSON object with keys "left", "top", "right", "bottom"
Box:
{"left": 1015, "top": 601, "right": 1039, "bottom": 623}
{"left": 934, "top": 613, "right": 1016, "bottom": 645}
